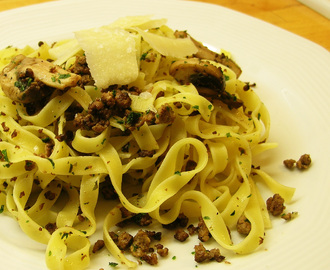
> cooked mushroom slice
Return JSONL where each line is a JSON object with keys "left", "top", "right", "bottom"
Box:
{"left": 169, "top": 58, "right": 226, "bottom": 93}
{"left": 174, "top": 31, "right": 242, "bottom": 78}
{"left": 218, "top": 90, "right": 243, "bottom": 109}
{"left": 169, "top": 58, "right": 243, "bottom": 109}
{"left": 0, "top": 54, "right": 81, "bottom": 103}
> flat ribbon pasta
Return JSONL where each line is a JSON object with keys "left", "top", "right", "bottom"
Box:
{"left": 0, "top": 15, "right": 296, "bottom": 270}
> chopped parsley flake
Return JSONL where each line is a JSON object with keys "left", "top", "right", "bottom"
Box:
{"left": 140, "top": 52, "right": 148, "bottom": 61}
{"left": 132, "top": 244, "right": 138, "bottom": 252}
{"left": 51, "top": 73, "right": 71, "bottom": 84}
{"left": 69, "top": 163, "right": 73, "bottom": 173}
{"left": 0, "top": 205, "right": 4, "bottom": 213}
{"left": 42, "top": 137, "right": 51, "bottom": 143}
{"left": 47, "top": 158, "right": 55, "bottom": 169}
{"left": 61, "top": 232, "right": 69, "bottom": 240}
{"left": 1, "top": 149, "right": 10, "bottom": 163}
{"left": 174, "top": 171, "right": 181, "bottom": 176}
{"left": 109, "top": 262, "right": 118, "bottom": 267}
{"left": 14, "top": 78, "right": 33, "bottom": 92}
{"left": 58, "top": 73, "right": 71, "bottom": 79}
{"left": 126, "top": 111, "right": 141, "bottom": 125}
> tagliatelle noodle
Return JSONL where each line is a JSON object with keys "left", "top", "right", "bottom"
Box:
{"left": 0, "top": 16, "right": 296, "bottom": 270}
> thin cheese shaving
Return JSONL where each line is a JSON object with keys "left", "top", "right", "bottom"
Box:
{"left": 75, "top": 27, "right": 139, "bottom": 89}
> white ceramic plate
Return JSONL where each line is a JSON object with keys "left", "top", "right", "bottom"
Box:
{"left": 298, "top": 0, "right": 330, "bottom": 19}
{"left": 0, "top": 0, "right": 329, "bottom": 269}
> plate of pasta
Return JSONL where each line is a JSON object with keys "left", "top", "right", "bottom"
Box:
{"left": 0, "top": 0, "right": 329, "bottom": 269}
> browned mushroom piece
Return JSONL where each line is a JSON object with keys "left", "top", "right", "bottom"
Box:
{"left": 174, "top": 30, "right": 242, "bottom": 78}
{"left": 169, "top": 57, "right": 243, "bottom": 109}
{"left": 169, "top": 58, "right": 226, "bottom": 93}
{"left": 0, "top": 54, "right": 81, "bottom": 103}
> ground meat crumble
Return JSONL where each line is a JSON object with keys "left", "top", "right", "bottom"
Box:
{"left": 73, "top": 87, "right": 133, "bottom": 134}
{"left": 99, "top": 175, "right": 118, "bottom": 200}
{"left": 73, "top": 85, "right": 176, "bottom": 134}
{"left": 236, "top": 215, "right": 251, "bottom": 235}
{"left": 45, "top": 222, "right": 57, "bottom": 234}
{"left": 105, "top": 211, "right": 228, "bottom": 266}
{"left": 108, "top": 228, "right": 167, "bottom": 266}
{"left": 281, "top": 211, "right": 299, "bottom": 221}
{"left": 130, "top": 230, "right": 152, "bottom": 257}
{"left": 266, "top": 194, "right": 286, "bottom": 216}
{"left": 283, "top": 159, "right": 296, "bottom": 169}
{"left": 283, "top": 154, "right": 311, "bottom": 170}
{"left": 92, "top": 239, "right": 105, "bottom": 253}
{"left": 155, "top": 243, "right": 169, "bottom": 257}
{"left": 116, "top": 212, "right": 153, "bottom": 228}
{"left": 162, "top": 213, "right": 189, "bottom": 230}
{"left": 296, "top": 154, "right": 312, "bottom": 169}
{"left": 194, "top": 243, "right": 225, "bottom": 263}
{"left": 112, "top": 231, "right": 134, "bottom": 250}
{"left": 174, "top": 228, "right": 189, "bottom": 242}
{"left": 68, "top": 55, "right": 94, "bottom": 87}
{"left": 197, "top": 216, "right": 212, "bottom": 242}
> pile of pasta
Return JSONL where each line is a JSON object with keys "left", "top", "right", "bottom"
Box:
{"left": 0, "top": 16, "right": 295, "bottom": 269}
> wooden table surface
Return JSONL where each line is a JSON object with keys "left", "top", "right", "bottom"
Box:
{"left": 1, "top": 0, "right": 329, "bottom": 51}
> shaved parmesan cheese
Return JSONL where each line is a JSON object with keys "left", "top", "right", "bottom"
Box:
{"left": 138, "top": 30, "right": 198, "bottom": 58}
{"left": 108, "top": 15, "right": 167, "bottom": 30}
{"left": 75, "top": 27, "right": 139, "bottom": 89}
